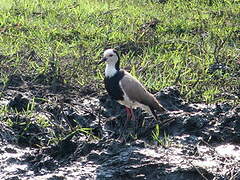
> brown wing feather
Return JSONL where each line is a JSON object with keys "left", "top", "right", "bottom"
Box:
{"left": 120, "top": 71, "right": 165, "bottom": 112}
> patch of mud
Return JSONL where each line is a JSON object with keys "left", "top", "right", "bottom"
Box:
{"left": 0, "top": 78, "right": 240, "bottom": 179}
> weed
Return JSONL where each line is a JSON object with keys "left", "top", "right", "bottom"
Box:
{"left": 152, "top": 124, "right": 171, "bottom": 147}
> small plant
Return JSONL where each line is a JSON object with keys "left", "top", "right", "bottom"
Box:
{"left": 51, "top": 126, "right": 98, "bottom": 146}
{"left": 202, "top": 86, "right": 220, "bottom": 103}
{"left": 152, "top": 124, "right": 171, "bottom": 147}
{"left": 36, "top": 114, "right": 52, "bottom": 128}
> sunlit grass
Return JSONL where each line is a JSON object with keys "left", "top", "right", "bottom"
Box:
{"left": 0, "top": 0, "right": 239, "bottom": 104}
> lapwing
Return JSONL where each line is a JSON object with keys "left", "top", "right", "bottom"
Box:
{"left": 99, "top": 49, "right": 166, "bottom": 124}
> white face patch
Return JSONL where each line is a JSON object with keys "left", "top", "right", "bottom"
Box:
{"left": 103, "top": 49, "right": 119, "bottom": 77}
{"left": 103, "top": 49, "right": 118, "bottom": 64}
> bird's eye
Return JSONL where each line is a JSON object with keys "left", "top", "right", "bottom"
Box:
{"left": 109, "top": 54, "right": 113, "bottom": 57}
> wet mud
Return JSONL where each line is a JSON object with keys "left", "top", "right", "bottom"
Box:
{"left": 0, "top": 76, "right": 240, "bottom": 180}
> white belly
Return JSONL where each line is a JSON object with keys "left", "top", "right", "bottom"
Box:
{"left": 117, "top": 99, "right": 139, "bottom": 109}
{"left": 117, "top": 81, "right": 152, "bottom": 114}
{"left": 117, "top": 93, "right": 151, "bottom": 114}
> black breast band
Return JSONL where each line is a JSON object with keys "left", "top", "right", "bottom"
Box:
{"left": 104, "top": 70, "right": 125, "bottom": 101}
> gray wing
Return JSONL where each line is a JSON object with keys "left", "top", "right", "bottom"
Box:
{"left": 120, "top": 71, "right": 148, "bottom": 102}
{"left": 120, "top": 71, "right": 165, "bottom": 112}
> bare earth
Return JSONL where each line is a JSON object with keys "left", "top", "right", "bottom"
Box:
{"left": 0, "top": 76, "right": 240, "bottom": 180}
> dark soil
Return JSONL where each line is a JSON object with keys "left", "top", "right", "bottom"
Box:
{"left": 0, "top": 75, "right": 240, "bottom": 180}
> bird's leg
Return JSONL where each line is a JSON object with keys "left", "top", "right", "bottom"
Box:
{"left": 124, "top": 107, "right": 132, "bottom": 127}
{"left": 130, "top": 108, "right": 136, "bottom": 121}
{"left": 125, "top": 107, "right": 132, "bottom": 121}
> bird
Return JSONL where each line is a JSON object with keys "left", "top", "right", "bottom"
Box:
{"left": 99, "top": 48, "right": 166, "bottom": 125}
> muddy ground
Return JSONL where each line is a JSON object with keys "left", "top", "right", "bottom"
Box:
{"left": 0, "top": 75, "right": 240, "bottom": 180}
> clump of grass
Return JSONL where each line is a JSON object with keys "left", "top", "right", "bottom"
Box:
{"left": 0, "top": 99, "right": 97, "bottom": 147}
{"left": 152, "top": 124, "right": 171, "bottom": 147}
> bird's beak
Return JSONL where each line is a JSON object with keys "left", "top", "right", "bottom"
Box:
{"left": 98, "top": 57, "right": 107, "bottom": 65}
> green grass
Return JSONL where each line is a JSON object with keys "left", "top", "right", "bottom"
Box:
{"left": 0, "top": 101, "right": 96, "bottom": 147}
{"left": 152, "top": 124, "right": 172, "bottom": 147}
{"left": 0, "top": 0, "right": 239, "bottom": 103}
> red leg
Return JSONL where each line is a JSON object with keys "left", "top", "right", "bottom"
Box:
{"left": 130, "top": 108, "right": 135, "bottom": 121}
{"left": 125, "top": 107, "right": 132, "bottom": 120}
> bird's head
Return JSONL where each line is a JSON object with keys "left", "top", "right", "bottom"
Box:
{"left": 98, "top": 49, "right": 119, "bottom": 65}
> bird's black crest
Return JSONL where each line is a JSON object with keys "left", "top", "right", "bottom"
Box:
{"left": 113, "top": 49, "right": 120, "bottom": 71}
